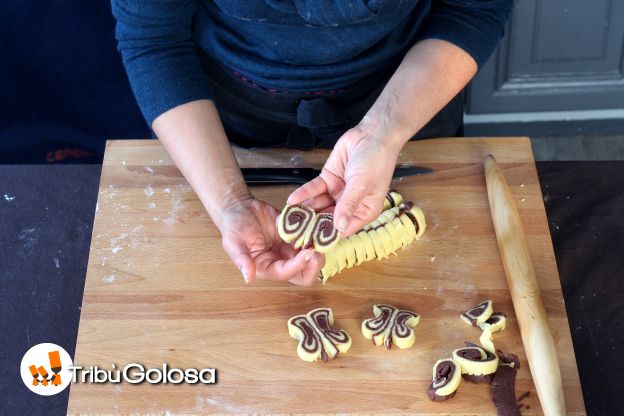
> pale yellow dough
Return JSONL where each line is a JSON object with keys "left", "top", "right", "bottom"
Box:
{"left": 478, "top": 312, "right": 507, "bottom": 333}
{"left": 361, "top": 304, "right": 420, "bottom": 349}
{"left": 287, "top": 308, "right": 351, "bottom": 362}
{"left": 460, "top": 300, "right": 493, "bottom": 326}
{"left": 452, "top": 345, "right": 499, "bottom": 376}
{"left": 317, "top": 191, "right": 426, "bottom": 282}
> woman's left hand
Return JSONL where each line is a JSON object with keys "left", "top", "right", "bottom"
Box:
{"left": 287, "top": 122, "right": 403, "bottom": 237}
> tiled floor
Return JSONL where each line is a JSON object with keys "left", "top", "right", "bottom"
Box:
{"left": 531, "top": 135, "right": 624, "bottom": 161}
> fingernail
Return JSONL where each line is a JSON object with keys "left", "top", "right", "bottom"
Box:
{"left": 241, "top": 268, "right": 249, "bottom": 283}
{"left": 336, "top": 217, "right": 347, "bottom": 232}
{"left": 304, "top": 251, "right": 314, "bottom": 261}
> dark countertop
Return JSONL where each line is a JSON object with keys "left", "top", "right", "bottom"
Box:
{"left": 1, "top": 162, "right": 623, "bottom": 415}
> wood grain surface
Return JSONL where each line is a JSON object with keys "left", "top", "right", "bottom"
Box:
{"left": 67, "top": 138, "right": 585, "bottom": 415}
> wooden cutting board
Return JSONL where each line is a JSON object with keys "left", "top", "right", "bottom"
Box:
{"left": 68, "top": 138, "right": 585, "bottom": 415}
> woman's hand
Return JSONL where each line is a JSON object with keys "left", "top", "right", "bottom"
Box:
{"left": 287, "top": 39, "right": 479, "bottom": 237}
{"left": 216, "top": 196, "right": 324, "bottom": 286}
{"left": 287, "top": 122, "right": 402, "bottom": 237}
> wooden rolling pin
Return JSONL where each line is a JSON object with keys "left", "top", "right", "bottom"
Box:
{"left": 484, "top": 154, "right": 566, "bottom": 416}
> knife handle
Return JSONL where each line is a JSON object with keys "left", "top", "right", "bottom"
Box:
{"left": 484, "top": 154, "right": 566, "bottom": 416}
{"left": 241, "top": 168, "right": 317, "bottom": 185}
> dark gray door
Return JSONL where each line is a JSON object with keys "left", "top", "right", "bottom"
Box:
{"left": 465, "top": 0, "right": 624, "bottom": 135}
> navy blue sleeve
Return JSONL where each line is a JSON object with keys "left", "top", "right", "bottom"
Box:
{"left": 111, "top": 0, "right": 212, "bottom": 125}
{"left": 418, "top": 0, "right": 514, "bottom": 68}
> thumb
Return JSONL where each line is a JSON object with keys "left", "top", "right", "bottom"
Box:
{"left": 222, "top": 238, "right": 256, "bottom": 283}
{"left": 333, "top": 180, "right": 367, "bottom": 233}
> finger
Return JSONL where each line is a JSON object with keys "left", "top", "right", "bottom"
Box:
{"left": 341, "top": 213, "right": 372, "bottom": 237}
{"left": 221, "top": 238, "right": 256, "bottom": 283}
{"left": 289, "top": 252, "right": 324, "bottom": 286}
{"left": 304, "top": 193, "right": 335, "bottom": 212}
{"left": 333, "top": 179, "right": 367, "bottom": 233}
{"left": 257, "top": 248, "right": 315, "bottom": 281}
{"left": 342, "top": 194, "right": 387, "bottom": 237}
{"left": 287, "top": 176, "right": 327, "bottom": 206}
{"left": 278, "top": 242, "right": 298, "bottom": 259}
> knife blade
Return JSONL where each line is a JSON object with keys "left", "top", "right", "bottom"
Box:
{"left": 241, "top": 166, "right": 432, "bottom": 185}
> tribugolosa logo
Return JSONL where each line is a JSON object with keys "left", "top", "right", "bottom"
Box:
{"left": 20, "top": 343, "right": 73, "bottom": 396}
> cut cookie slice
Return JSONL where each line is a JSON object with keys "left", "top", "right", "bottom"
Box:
{"left": 277, "top": 204, "right": 316, "bottom": 249}
{"left": 287, "top": 308, "right": 351, "bottom": 362}
{"left": 452, "top": 342, "right": 499, "bottom": 383}
{"left": 428, "top": 358, "right": 462, "bottom": 401}
{"left": 310, "top": 213, "right": 341, "bottom": 253}
{"left": 460, "top": 300, "right": 494, "bottom": 326}
{"left": 361, "top": 304, "right": 420, "bottom": 349}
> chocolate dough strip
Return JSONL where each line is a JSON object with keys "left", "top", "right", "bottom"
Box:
{"left": 491, "top": 352, "right": 521, "bottom": 416}
{"left": 428, "top": 358, "right": 462, "bottom": 401}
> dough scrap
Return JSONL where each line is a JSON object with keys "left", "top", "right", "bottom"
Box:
{"left": 491, "top": 352, "right": 521, "bottom": 416}
{"left": 460, "top": 300, "right": 493, "bottom": 326}
{"left": 361, "top": 304, "right": 420, "bottom": 349}
{"left": 478, "top": 312, "right": 507, "bottom": 333}
{"left": 478, "top": 312, "right": 507, "bottom": 354}
{"left": 428, "top": 358, "right": 462, "bottom": 401}
{"left": 287, "top": 308, "right": 351, "bottom": 362}
{"left": 428, "top": 301, "right": 515, "bottom": 403}
{"left": 452, "top": 342, "right": 499, "bottom": 381}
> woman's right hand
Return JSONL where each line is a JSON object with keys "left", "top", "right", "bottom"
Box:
{"left": 216, "top": 195, "right": 324, "bottom": 286}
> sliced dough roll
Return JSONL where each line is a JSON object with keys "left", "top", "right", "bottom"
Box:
{"left": 277, "top": 204, "right": 316, "bottom": 249}
{"left": 383, "top": 189, "right": 404, "bottom": 210}
{"left": 310, "top": 213, "right": 341, "bottom": 253}
{"left": 428, "top": 358, "right": 462, "bottom": 401}
{"left": 452, "top": 342, "right": 499, "bottom": 382}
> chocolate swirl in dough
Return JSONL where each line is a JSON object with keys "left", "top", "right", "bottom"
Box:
{"left": 287, "top": 308, "right": 351, "bottom": 362}
{"left": 277, "top": 204, "right": 316, "bottom": 249}
{"left": 428, "top": 358, "right": 462, "bottom": 401}
{"left": 361, "top": 304, "right": 420, "bottom": 349}
{"left": 310, "top": 213, "right": 340, "bottom": 253}
{"left": 277, "top": 191, "right": 426, "bottom": 282}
